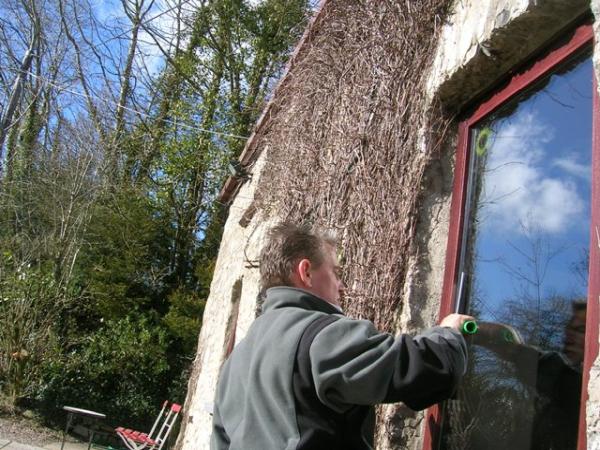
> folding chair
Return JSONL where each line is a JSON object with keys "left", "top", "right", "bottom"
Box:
{"left": 116, "top": 401, "right": 182, "bottom": 450}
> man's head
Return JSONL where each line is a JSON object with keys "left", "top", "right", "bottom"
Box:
{"left": 260, "top": 223, "right": 344, "bottom": 306}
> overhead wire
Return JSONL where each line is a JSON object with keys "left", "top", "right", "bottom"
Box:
{"left": 2, "top": 0, "right": 317, "bottom": 141}
{"left": 4, "top": 66, "right": 249, "bottom": 140}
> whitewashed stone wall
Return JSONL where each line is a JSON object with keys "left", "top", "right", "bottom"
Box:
{"left": 589, "top": 356, "right": 600, "bottom": 450}
{"left": 178, "top": 1, "right": 600, "bottom": 449}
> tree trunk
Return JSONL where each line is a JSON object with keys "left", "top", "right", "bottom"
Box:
{"left": 0, "top": 27, "right": 39, "bottom": 174}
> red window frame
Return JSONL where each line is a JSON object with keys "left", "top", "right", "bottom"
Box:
{"left": 423, "top": 23, "right": 599, "bottom": 450}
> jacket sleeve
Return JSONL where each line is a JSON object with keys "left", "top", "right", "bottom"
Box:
{"left": 308, "top": 318, "right": 467, "bottom": 413}
{"left": 211, "top": 402, "right": 230, "bottom": 449}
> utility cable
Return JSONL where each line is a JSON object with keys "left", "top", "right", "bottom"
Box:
{"left": 4, "top": 66, "right": 249, "bottom": 140}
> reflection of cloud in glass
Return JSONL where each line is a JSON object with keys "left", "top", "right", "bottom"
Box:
{"left": 553, "top": 157, "right": 591, "bottom": 181}
{"left": 483, "top": 113, "right": 584, "bottom": 234}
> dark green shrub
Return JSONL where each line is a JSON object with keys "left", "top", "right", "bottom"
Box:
{"left": 163, "top": 288, "right": 205, "bottom": 354}
{"left": 38, "top": 316, "right": 170, "bottom": 429}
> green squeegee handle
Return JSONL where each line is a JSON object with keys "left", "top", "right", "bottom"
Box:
{"left": 459, "top": 320, "right": 522, "bottom": 344}
{"left": 461, "top": 320, "right": 478, "bottom": 335}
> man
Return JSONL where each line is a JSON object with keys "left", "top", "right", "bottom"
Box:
{"left": 212, "top": 223, "right": 473, "bottom": 449}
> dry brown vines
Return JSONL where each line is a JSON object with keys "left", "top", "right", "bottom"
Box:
{"left": 255, "top": 0, "right": 453, "bottom": 332}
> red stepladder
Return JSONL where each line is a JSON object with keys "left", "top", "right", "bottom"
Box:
{"left": 116, "top": 401, "right": 182, "bottom": 450}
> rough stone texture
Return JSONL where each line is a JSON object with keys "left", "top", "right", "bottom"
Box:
{"left": 590, "top": 354, "right": 600, "bottom": 450}
{"left": 429, "top": 0, "right": 589, "bottom": 109}
{"left": 233, "top": 215, "right": 272, "bottom": 342}
{"left": 405, "top": 136, "right": 457, "bottom": 332}
{"left": 177, "top": 1, "right": 600, "bottom": 449}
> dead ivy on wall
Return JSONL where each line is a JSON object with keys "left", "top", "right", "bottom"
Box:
{"left": 254, "top": 0, "right": 454, "bottom": 333}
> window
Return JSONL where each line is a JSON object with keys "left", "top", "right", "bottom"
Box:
{"left": 427, "top": 24, "right": 599, "bottom": 450}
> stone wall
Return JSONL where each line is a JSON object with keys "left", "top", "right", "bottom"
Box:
{"left": 177, "top": 1, "right": 599, "bottom": 449}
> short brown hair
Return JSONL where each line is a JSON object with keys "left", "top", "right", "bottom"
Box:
{"left": 259, "top": 222, "right": 337, "bottom": 291}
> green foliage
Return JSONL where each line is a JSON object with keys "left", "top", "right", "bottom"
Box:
{"left": 38, "top": 316, "right": 170, "bottom": 429}
{"left": 0, "top": 258, "right": 63, "bottom": 409}
{"left": 248, "top": 0, "right": 309, "bottom": 54}
{"left": 163, "top": 289, "right": 205, "bottom": 354}
{"left": 0, "top": 0, "right": 310, "bottom": 430}
{"left": 76, "top": 187, "right": 170, "bottom": 320}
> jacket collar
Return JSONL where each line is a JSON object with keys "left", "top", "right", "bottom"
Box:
{"left": 263, "top": 287, "right": 344, "bottom": 315}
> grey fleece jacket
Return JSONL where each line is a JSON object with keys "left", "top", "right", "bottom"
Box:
{"left": 211, "top": 287, "right": 467, "bottom": 450}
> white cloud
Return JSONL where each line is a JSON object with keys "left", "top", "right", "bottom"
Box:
{"left": 136, "top": 0, "right": 179, "bottom": 75}
{"left": 92, "top": 0, "right": 123, "bottom": 23}
{"left": 553, "top": 156, "right": 591, "bottom": 181}
{"left": 481, "top": 112, "right": 584, "bottom": 234}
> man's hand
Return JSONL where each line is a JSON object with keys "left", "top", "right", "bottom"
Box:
{"left": 440, "top": 313, "right": 475, "bottom": 332}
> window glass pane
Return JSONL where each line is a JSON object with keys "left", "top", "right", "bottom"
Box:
{"left": 441, "top": 52, "right": 592, "bottom": 450}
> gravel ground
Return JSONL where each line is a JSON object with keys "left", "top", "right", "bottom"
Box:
{"left": 0, "top": 414, "right": 63, "bottom": 446}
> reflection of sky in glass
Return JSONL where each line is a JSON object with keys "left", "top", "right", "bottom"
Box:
{"left": 464, "top": 55, "right": 592, "bottom": 336}
{"left": 442, "top": 52, "right": 593, "bottom": 450}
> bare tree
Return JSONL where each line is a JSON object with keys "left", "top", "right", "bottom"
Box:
{"left": 0, "top": 0, "right": 41, "bottom": 170}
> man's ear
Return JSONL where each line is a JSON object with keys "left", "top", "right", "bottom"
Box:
{"left": 297, "top": 258, "right": 312, "bottom": 288}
